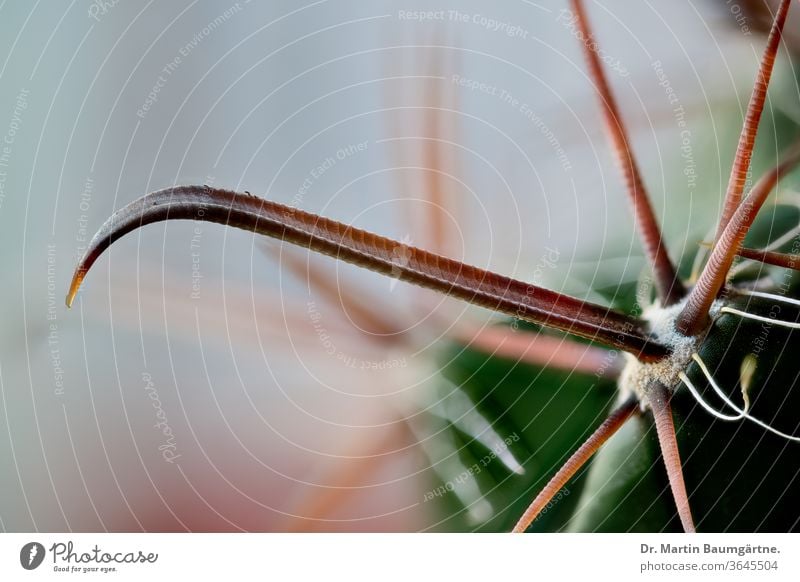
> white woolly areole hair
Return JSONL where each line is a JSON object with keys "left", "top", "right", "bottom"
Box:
{"left": 619, "top": 299, "right": 723, "bottom": 406}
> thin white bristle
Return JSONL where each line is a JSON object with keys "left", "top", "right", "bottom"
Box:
{"left": 691, "top": 354, "right": 750, "bottom": 416}
{"left": 739, "top": 289, "right": 800, "bottom": 308}
{"left": 679, "top": 372, "right": 744, "bottom": 422}
{"left": 720, "top": 306, "right": 800, "bottom": 329}
{"left": 682, "top": 354, "right": 800, "bottom": 443}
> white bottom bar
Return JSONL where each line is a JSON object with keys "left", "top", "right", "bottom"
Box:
{"left": 1, "top": 533, "right": 798, "bottom": 581}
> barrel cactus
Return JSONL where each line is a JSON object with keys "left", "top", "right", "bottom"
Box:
{"left": 67, "top": 0, "right": 800, "bottom": 532}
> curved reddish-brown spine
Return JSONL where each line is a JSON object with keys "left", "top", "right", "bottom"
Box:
{"left": 714, "top": 0, "right": 792, "bottom": 241}
{"left": 735, "top": 246, "right": 800, "bottom": 271}
{"left": 570, "top": 0, "right": 683, "bottom": 305}
{"left": 648, "top": 382, "right": 695, "bottom": 533}
{"left": 66, "top": 187, "right": 668, "bottom": 360}
{"left": 512, "top": 396, "right": 638, "bottom": 533}
{"left": 678, "top": 146, "right": 800, "bottom": 334}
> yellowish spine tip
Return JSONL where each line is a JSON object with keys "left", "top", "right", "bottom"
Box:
{"left": 65, "top": 270, "right": 84, "bottom": 308}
